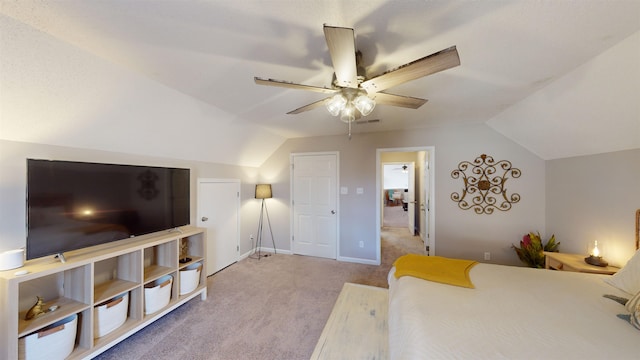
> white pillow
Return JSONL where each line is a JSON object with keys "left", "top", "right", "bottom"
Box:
{"left": 626, "top": 290, "right": 640, "bottom": 313}
{"left": 605, "top": 250, "right": 640, "bottom": 295}
{"left": 631, "top": 305, "right": 640, "bottom": 331}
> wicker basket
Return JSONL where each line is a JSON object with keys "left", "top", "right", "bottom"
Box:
{"left": 144, "top": 275, "right": 173, "bottom": 314}
{"left": 179, "top": 262, "right": 202, "bottom": 295}
{"left": 94, "top": 292, "right": 128, "bottom": 338}
{"left": 18, "top": 314, "right": 77, "bottom": 360}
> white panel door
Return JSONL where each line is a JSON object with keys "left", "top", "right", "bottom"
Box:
{"left": 292, "top": 153, "right": 337, "bottom": 259}
{"left": 197, "top": 179, "right": 240, "bottom": 276}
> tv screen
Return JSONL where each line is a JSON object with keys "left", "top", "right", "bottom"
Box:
{"left": 26, "top": 159, "right": 190, "bottom": 260}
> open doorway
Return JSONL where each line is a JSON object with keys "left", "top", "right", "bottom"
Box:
{"left": 375, "top": 147, "right": 435, "bottom": 264}
{"left": 382, "top": 162, "right": 415, "bottom": 232}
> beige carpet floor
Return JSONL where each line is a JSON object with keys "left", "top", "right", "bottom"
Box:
{"left": 95, "top": 228, "right": 425, "bottom": 360}
{"left": 382, "top": 205, "right": 408, "bottom": 228}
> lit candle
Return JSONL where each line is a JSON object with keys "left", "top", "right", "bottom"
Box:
{"left": 592, "top": 241, "right": 600, "bottom": 257}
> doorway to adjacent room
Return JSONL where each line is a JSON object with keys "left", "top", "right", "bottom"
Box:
{"left": 376, "top": 147, "right": 434, "bottom": 264}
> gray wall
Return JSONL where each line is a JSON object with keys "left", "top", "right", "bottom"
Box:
{"left": 259, "top": 123, "right": 546, "bottom": 265}
{"left": 3, "top": 134, "right": 635, "bottom": 268}
{"left": 546, "top": 148, "right": 640, "bottom": 267}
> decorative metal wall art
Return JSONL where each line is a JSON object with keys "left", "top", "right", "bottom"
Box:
{"left": 451, "top": 154, "right": 521, "bottom": 214}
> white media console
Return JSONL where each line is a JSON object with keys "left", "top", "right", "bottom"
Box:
{"left": 0, "top": 226, "right": 207, "bottom": 359}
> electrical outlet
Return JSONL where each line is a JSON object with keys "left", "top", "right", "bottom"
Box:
{"left": 359, "top": 241, "right": 364, "bottom": 248}
{"left": 484, "top": 252, "right": 491, "bottom": 261}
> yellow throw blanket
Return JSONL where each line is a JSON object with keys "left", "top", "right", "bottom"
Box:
{"left": 393, "top": 254, "right": 478, "bottom": 288}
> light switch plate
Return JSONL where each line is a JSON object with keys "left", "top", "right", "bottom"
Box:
{"left": 356, "top": 187, "right": 364, "bottom": 194}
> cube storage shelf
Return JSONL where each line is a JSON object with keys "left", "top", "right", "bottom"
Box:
{"left": 0, "top": 226, "right": 207, "bottom": 360}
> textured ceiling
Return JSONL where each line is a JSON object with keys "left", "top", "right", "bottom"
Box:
{"left": 1, "top": 0, "right": 639, "bottom": 164}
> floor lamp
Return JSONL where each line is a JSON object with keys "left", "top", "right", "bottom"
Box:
{"left": 253, "top": 184, "right": 276, "bottom": 259}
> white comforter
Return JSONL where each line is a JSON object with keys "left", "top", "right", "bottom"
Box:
{"left": 388, "top": 263, "right": 640, "bottom": 359}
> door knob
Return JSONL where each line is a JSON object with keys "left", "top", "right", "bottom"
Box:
{"left": 201, "top": 216, "right": 209, "bottom": 222}
{"left": 331, "top": 210, "right": 336, "bottom": 214}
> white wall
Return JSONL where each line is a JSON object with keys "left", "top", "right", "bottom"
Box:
{"left": 259, "top": 123, "right": 546, "bottom": 265}
{"left": 488, "top": 31, "right": 640, "bottom": 160}
{"left": 383, "top": 164, "right": 409, "bottom": 190}
{"left": 0, "top": 14, "right": 284, "bottom": 168}
{"left": 546, "top": 149, "right": 640, "bottom": 267}
{"left": 0, "top": 139, "right": 262, "bottom": 256}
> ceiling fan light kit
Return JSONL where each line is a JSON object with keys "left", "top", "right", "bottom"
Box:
{"left": 353, "top": 93, "right": 375, "bottom": 116}
{"left": 326, "top": 88, "right": 375, "bottom": 121}
{"left": 326, "top": 94, "right": 347, "bottom": 116}
{"left": 254, "top": 24, "right": 460, "bottom": 138}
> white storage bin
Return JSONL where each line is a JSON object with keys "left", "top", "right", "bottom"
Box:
{"left": 179, "top": 262, "right": 202, "bottom": 295}
{"left": 18, "top": 314, "right": 77, "bottom": 360}
{"left": 144, "top": 275, "right": 172, "bottom": 315}
{"left": 94, "top": 292, "right": 128, "bottom": 338}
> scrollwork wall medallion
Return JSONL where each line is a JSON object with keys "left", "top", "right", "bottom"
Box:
{"left": 451, "top": 154, "right": 521, "bottom": 214}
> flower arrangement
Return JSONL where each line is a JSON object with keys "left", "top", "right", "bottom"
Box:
{"left": 512, "top": 232, "right": 559, "bottom": 268}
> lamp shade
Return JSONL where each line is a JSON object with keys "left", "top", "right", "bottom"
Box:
{"left": 255, "top": 184, "right": 272, "bottom": 199}
{"left": 354, "top": 94, "right": 375, "bottom": 116}
{"left": 326, "top": 94, "right": 347, "bottom": 116}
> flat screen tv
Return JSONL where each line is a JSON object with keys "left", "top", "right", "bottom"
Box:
{"left": 26, "top": 159, "right": 190, "bottom": 260}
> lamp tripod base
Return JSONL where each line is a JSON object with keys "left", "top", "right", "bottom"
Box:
{"left": 251, "top": 198, "right": 277, "bottom": 260}
{"left": 584, "top": 255, "right": 608, "bottom": 267}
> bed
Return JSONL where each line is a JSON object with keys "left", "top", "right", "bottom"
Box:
{"left": 388, "top": 211, "right": 640, "bottom": 359}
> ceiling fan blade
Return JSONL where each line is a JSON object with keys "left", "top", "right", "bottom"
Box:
{"left": 254, "top": 77, "right": 337, "bottom": 94}
{"left": 323, "top": 25, "right": 358, "bottom": 88}
{"left": 287, "top": 97, "right": 330, "bottom": 115}
{"left": 371, "top": 92, "right": 428, "bottom": 109}
{"left": 361, "top": 46, "right": 460, "bottom": 94}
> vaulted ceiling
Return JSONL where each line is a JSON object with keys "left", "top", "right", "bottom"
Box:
{"left": 1, "top": 1, "right": 639, "bottom": 166}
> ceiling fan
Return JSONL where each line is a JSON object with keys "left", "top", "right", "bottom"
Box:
{"left": 254, "top": 24, "right": 460, "bottom": 138}
{"left": 392, "top": 164, "right": 409, "bottom": 173}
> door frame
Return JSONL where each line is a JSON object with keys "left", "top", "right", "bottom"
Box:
{"left": 289, "top": 151, "right": 340, "bottom": 259}
{"left": 376, "top": 147, "right": 435, "bottom": 263}
{"left": 197, "top": 178, "right": 241, "bottom": 275}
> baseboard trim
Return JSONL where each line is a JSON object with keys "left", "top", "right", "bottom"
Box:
{"left": 239, "top": 250, "right": 376, "bottom": 265}
{"left": 240, "top": 248, "right": 292, "bottom": 260}
{"left": 338, "top": 256, "right": 380, "bottom": 265}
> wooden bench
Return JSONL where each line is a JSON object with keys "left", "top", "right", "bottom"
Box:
{"left": 311, "top": 282, "right": 389, "bottom": 360}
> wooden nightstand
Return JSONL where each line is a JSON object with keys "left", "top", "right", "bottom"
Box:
{"left": 544, "top": 252, "right": 620, "bottom": 275}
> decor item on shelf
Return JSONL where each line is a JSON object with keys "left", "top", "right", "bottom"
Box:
{"left": 179, "top": 238, "right": 191, "bottom": 264}
{"left": 25, "top": 296, "right": 45, "bottom": 320}
{"left": 0, "top": 248, "right": 24, "bottom": 271}
{"left": 512, "top": 232, "right": 559, "bottom": 268}
{"left": 24, "top": 298, "right": 59, "bottom": 321}
{"left": 450, "top": 154, "right": 521, "bottom": 214}
{"left": 252, "top": 184, "right": 276, "bottom": 259}
{"left": 585, "top": 240, "right": 609, "bottom": 267}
